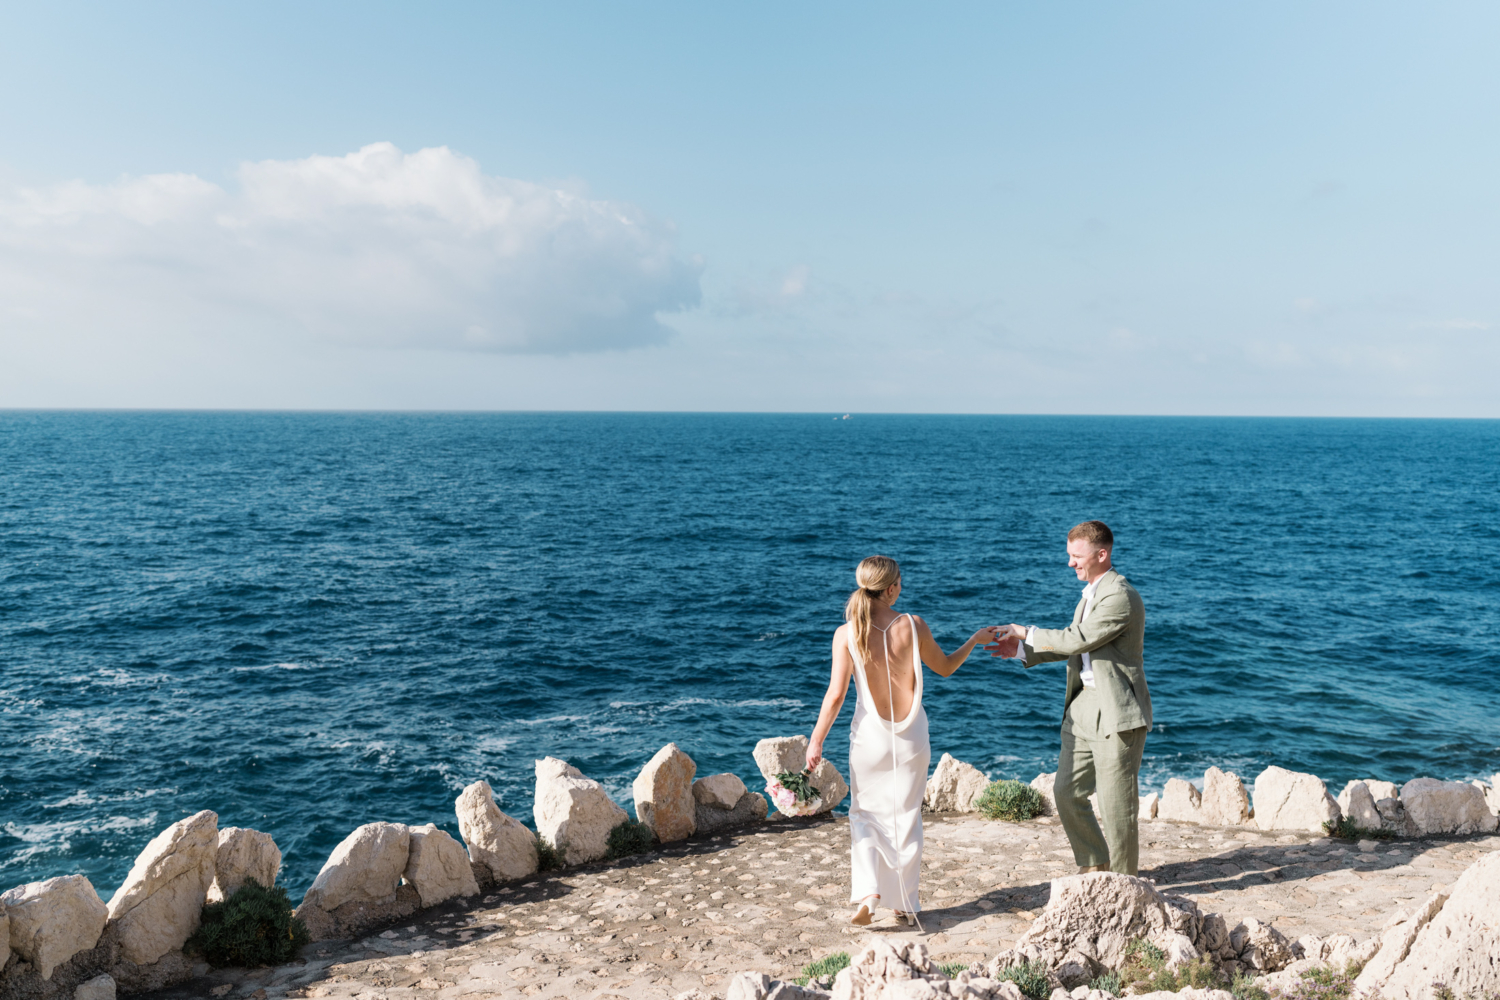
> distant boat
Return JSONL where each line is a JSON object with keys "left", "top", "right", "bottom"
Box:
{"left": 842, "top": 414, "right": 850, "bottom": 420}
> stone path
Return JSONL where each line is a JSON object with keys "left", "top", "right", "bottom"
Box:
{"left": 147, "top": 815, "right": 1500, "bottom": 1000}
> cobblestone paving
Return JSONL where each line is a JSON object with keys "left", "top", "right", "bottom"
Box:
{"left": 150, "top": 816, "right": 1500, "bottom": 1000}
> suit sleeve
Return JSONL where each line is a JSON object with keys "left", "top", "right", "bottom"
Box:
{"left": 1023, "top": 588, "right": 1132, "bottom": 665}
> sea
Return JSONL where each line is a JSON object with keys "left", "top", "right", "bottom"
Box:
{"left": 3, "top": 412, "right": 1498, "bottom": 898}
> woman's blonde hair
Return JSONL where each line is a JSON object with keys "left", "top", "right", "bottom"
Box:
{"left": 844, "top": 555, "right": 901, "bottom": 665}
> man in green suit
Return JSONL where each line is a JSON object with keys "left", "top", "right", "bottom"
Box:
{"left": 989, "top": 520, "right": 1150, "bottom": 875}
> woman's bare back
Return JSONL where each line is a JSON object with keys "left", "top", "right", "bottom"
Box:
{"left": 858, "top": 610, "right": 919, "bottom": 722}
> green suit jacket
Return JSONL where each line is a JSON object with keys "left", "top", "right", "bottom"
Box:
{"left": 1023, "top": 568, "right": 1151, "bottom": 733}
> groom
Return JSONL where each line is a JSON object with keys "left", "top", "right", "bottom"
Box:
{"left": 988, "top": 520, "right": 1151, "bottom": 876}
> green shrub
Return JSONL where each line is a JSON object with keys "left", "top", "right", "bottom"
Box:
{"left": 535, "top": 834, "right": 563, "bottom": 871}
{"left": 185, "top": 878, "right": 309, "bottom": 968}
{"left": 1321, "top": 817, "right": 1395, "bottom": 841}
{"left": 605, "top": 820, "right": 655, "bottom": 860}
{"left": 1089, "top": 971, "right": 1123, "bottom": 995}
{"left": 938, "top": 961, "right": 969, "bottom": 978}
{"left": 1432, "top": 984, "right": 1500, "bottom": 1000}
{"left": 793, "top": 951, "right": 851, "bottom": 986}
{"left": 1231, "top": 973, "right": 1271, "bottom": 1000}
{"left": 1118, "top": 939, "right": 1225, "bottom": 995}
{"left": 993, "top": 960, "right": 1053, "bottom": 1000}
{"left": 974, "top": 780, "right": 1044, "bottom": 821}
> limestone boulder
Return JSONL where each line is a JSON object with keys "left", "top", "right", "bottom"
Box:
{"left": 829, "top": 936, "right": 961, "bottom": 999}
{"left": 1485, "top": 775, "right": 1500, "bottom": 815}
{"left": 634, "top": 743, "right": 698, "bottom": 843}
{"left": 752, "top": 736, "right": 848, "bottom": 815}
{"left": 300, "top": 821, "right": 411, "bottom": 912}
{"left": 1, "top": 904, "right": 9, "bottom": 970}
{"left": 534, "top": 756, "right": 629, "bottom": 865}
{"left": 1354, "top": 891, "right": 1451, "bottom": 994}
{"left": 0, "top": 875, "right": 109, "bottom": 980}
{"left": 402, "top": 824, "right": 479, "bottom": 907}
{"left": 1200, "top": 768, "right": 1251, "bottom": 826}
{"left": 1011, "top": 872, "right": 1206, "bottom": 971}
{"left": 923, "top": 754, "right": 991, "bottom": 813}
{"left": 694, "top": 773, "right": 747, "bottom": 810}
{"left": 1230, "top": 917, "right": 1294, "bottom": 972}
{"left": 1157, "top": 778, "right": 1202, "bottom": 823}
{"left": 455, "top": 780, "right": 538, "bottom": 883}
{"left": 107, "top": 809, "right": 219, "bottom": 965}
{"left": 1361, "top": 779, "right": 1400, "bottom": 802}
{"left": 1399, "top": 777, "right": 1498, "bottom": 835}
{"left": 1336, "top": 781, "right": 1382, "bottom": 831}
{"left": 207, "top": 827, "right": 281, "bottom": 903}
{"left": 1030, "top": 773, "right": 1057, "bottom": 817}
{"left": 1140, "top": 792, "right": 1159, "bottom": 820}
{"left": 1357, "top": 850, "right": 1500, "bottom": 1000}
{"left": 74, "top": 973, "right": 117, "bottom": 1000}
{"left": 696, "top": 789, "right": 769, "bottom": 835}
{"left": 1252, "top": 766, "right": 1340, "bottom": 832}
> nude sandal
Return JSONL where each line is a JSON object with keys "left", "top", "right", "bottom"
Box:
{"left": 850, "top": 894, "right": 879, "bottom": 925}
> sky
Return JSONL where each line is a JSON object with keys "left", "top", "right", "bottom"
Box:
{"left": 1, "top": 2, "right": 1497, "bottom": 415}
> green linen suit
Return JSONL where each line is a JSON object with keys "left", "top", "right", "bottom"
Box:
{"left": 1023, "top": 568, "right": 1150, "bottom": 874}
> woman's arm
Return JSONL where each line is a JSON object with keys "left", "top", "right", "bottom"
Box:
{"left": 806, "top": 627, "right": 855, "bottom": 769}
{"left": 915, "top": 617, "right": 998, "bottom": 677}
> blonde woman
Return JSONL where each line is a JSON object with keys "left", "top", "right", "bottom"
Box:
{"left": 805, "top": 555, "right": 997, "bottom": 926}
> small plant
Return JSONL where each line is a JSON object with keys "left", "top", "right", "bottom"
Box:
{"left": 1268, "top": 965, "right": 1359, "bottom": 1000}
{"left": 1321, "top": 817, "right": 1395, "bottom": 841}
{"left": 1431, "top": 983, "right": 1500, "bottom": 1000}
{"left": 793, "top": 951, "right": 850, "bottom": 986}
{"left": 605, "top": 819, "right": 655, "bottom": 860}
{"left": 1118, "top": 938, "right": 1224, "bottom": 995}
{"left": 938, "top": 961, "right": 969, "bottom": 978}
{"left": 1231, "top": 972, "right": 1271, "bottom": 1000}
{"left": 534, "top": 834, "right": 563, "bottom": 871}
{"left": 185, "top": 878, "right": 309, "bottom": 968}
{"left": 974, "top": 780, "right": 1044, "bottom": 821}
{"left": 993, "top": 959, "right": 1054, "bottom": 1000}
{"left": 1090, "top": 971, "right": 1123, "bottom": 995}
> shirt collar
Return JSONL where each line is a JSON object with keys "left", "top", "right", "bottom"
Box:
{"left": 1082, "top": 571, "right": 1110, "bottom": 599}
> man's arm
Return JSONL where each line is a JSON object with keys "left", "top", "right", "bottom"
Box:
{"left": 1021, "top": 588, "right": 1132, "bottom": 661}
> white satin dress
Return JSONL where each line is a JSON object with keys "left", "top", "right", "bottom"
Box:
{"left": 846, "top": 613, "right": 930, "bottom": 912}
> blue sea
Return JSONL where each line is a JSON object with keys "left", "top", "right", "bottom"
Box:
{"left": 3, "top": 413, "right": 1498, "bottom": 899}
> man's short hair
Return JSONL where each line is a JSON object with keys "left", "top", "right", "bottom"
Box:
{"left": 1068, "top": 520, "right": 1114, "bottom": 548}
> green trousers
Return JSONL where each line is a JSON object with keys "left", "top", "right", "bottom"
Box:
{"left": 1055, "top": 685, "right": 1147, "bottom": 875}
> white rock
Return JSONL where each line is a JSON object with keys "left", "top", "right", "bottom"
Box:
{"left": 1354, "top": 890, "right": 1451, "bottom": 994}
{"left": 1335, "top": 781, "right": 1382, "bottom": 831}
{"left": 1199, "top": 767, "right": 1251, "bottom": 826}
{"left": 1139, "top": 792, "right": 1159, "bottom": 820}
{"left": 633, "top": 743, "right": 698, "bottom": 843}
{"left": 301, "top": 821, "right": 411, "bottom": 912}
{"left": 74, "top": 973, "right": 117, "bottom": 1000}
{"left": 534, "top": 756, "right": 629, "bottom": 865}
{"left": 107, "top": 809, "right": 219, "bottom": 966}
{"left": 455, "top": 780, "right": 538, "bottom": 882}
{"left": 1486, "top": 774, "right": 1500, "bottom": 815}
{"left": 1252, "top": 766, "right": 1340, "bottom": 832}
{"left": 402, "top": 824, "right": 480, "bottom": 907}
{"left": 1360, "top": 850, "right": 1500, "bottom": 1000}
{"left": 1, "top": 904, "right": 9, "bottom": 970}
{"left": 1361, "top": 779, "right": 1400, "bottom": 801}
{"left": 923, "top": 753, "right": 992, "bottom": 813}
{"left": 752, "top": 736, "right": 848, "bottom": 815}
{"left": 1, "top": 875, "right": 109, "bottom": 980}
{"left": 1012, "top": 872, "right": 1206, "bottom": 970}
{"left": 830, "top": 935, "right": 950, "bottom": 999}
{"left": 1031, "top": 773, "right": 1057, "bottom": 817}
{"left": 1157, "top": 778, "right": 1202, "bottom": 823}
{"left": 1399, "top": 777, "right": 1499, "bottom": 836}
{"left": 725, "top": 971, "right": 772, "bottom": 1000}
{"left": 207, "top": 827, "right": 281, "bottom": 903}
{"left": 1230, "top": 917, "right": 1294, "bottom": 971}
{"left": 693, "top": 773, "right": 748, "bottom": 810}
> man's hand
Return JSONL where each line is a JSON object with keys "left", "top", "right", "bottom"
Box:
{"left": 985, "top": 633, "right": 1021, "bottom": 658}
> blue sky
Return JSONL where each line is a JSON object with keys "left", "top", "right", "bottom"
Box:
{"left": 1, "top": 2, "right": 1496, "bottom": 414}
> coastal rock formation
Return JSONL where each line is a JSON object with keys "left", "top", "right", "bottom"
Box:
{"left": 455, "top": 780, "right": 538, "bottom": 883}
{"left": 1486, "top": 775, "right": 1500, "bottom": 814}
{"left": 1336, "top": 782, "right": 1382, "bottom": 831}
{"left": 1199, "top": 768, "right": 1251, "bottom": 827}
{"left": 1356, "top": 850, "right": 1500, "bottom": 1000}
{"left": 831, "top": 936, "right": 1011, "bottom": 999}
{"left": 1252, "top": 766, "right": 1340, "bottom": 832}
{"left": 1140, "top": 792, "right": 1159, "bottom": 820}
{"left": 403, "top": 824, "right": 479, "bottom": 907}
{"left": 1158, "top": 778, "right": 1202, "bottom": 823}
{"left": 533, "top": 756, "right": 629, "bottom": 865}
{"left": 694, "top": 773, "right": 747, "bottom": 810}
{"left": 634, "top": 743, "right": 698, "bottom": 843}
{"left": 74, "top": 973, "right": 116, "bottom": 1000}
{"left": 1229, "top": 917, "right": 1294, "bottom": 972}
{"left": 924, "top": 754, "right": 990, "bottom": 813}
{"left": 207, "top": 827, "right": 281, "bottom": 903}
{"left": 106, "top": 809, "right": 218, "bottom": 966}
{"left": 694, "top": 774, "right": 769, "bottom": 835}
{"left": 752, "top": 737, "right": 848, "bottom": 815}
{"left": 1363, "top": 779, "right": 1400, "bottom": 801}
{"left": 300, "top": 821, "right": 410, "bottom": 912}
{"left": 1295, "top": 933, "right": 1380, "bottom": 970}
{"left": 1030, "top": 773, "right": 1057, "bottom": 816}
{"left": 1005, "top": 872, "right": 1206, "bottom": 971}
{"left": 1399, "top": 778, "right": 1499, "bottom": 835}
{"left": 725, "top": 970, "right": 830, "bottom": 999}
{"left": 0, "top": 875, "right": 109, "bottom": 980}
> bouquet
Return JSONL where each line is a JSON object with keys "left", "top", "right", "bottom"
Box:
{"left": 767, "top": 768, "right": 823, "bottom": 817}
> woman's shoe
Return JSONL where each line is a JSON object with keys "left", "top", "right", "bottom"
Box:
{"left": 850, "top": 894, "right": 879, "bottom": 926}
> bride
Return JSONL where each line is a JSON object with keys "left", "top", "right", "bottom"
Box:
{"left": 805, "top": 555, "right": 997, "bottom": 926}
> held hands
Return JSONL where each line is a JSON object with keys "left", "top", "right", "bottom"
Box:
{"left": 983, "top": 623, "right": 1028, "bottom": 658}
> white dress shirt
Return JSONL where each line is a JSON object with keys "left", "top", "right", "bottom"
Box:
{"left": 1010, "top": 575, "right": 1104, "bottom": 688}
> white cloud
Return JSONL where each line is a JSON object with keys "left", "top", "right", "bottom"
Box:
{"left": 0, "top": 142, "right": 701, "bottom": 354}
